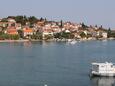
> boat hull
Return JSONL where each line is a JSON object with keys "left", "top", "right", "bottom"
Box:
{"left": 91, "top": 72, "right": 115, "bottom": 77}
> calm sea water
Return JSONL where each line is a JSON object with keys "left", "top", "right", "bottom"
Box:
{"left": 0, "top": 40, "right": 115, "bottom": 86}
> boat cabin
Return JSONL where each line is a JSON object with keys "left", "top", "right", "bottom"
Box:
{"left": 91, "top": 62, "right": 115, "bottom": 76}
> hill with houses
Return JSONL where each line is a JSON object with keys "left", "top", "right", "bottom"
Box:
{"left": 0, "top": 16, "right": 114, "bottom": 41}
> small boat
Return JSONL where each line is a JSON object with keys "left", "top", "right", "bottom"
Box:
{"left": 70, "top": 40, "right": 77, "bottom": 44}
{"left": 67, "top": 39, "right": 77, "bottom": 44}
{"left": 91, "top": 62, "right": 115, "bottom": 77}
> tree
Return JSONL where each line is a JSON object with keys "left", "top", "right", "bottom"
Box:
{"left": 61, "top": 32, "right": 71, "bottom": 39}
{"left": 44, "top": 35, "right": 53, "bottom": 40}
{"left": 100, "top": 25, "right": 103, "bottom": 28}
{"left": 31, "top": 32, "right": 42, "bottom": 40}
{"left": 54, "top": 33, "right": 61, "bottom": 39}
{"left": 40, "top": 17, "right": 44, "bottom": 21}
{"left": 95, "top": 25, "right": 98, "bottom": 27}
{"left": 44, "top": 18, "right": 47, "bottom": 22}
{"left": 23, "top": 15, "right": 28, "bottom": 25}
{"left": 0, "top": 34, "right": 9, "bottom": 39}
{"left": 15, "top": 16, "right": 26, "bottom": 25}
{"left": 60, "top": 20, "right": 63, "bottom": 28}
{"left": 107, "top": 28, "right": 111, "bottom": 38}
{"left": 81, "top": 22, "right": 88, "bottom": 29}
{"left": 0, "top": 33, "right": 20, "bottom": 40}
{"left": 7, "top": 16, "right": 15, "bottom": 19}
{"left": 1, "top": 18, "right": 8, "bottom": 22}
{"left": 9, "top": 35, "right": 20, "bottom": 40}
{"left": 17, "top": 30, "right": 23, "bottom": 38}
{"left": 28, "top": 16, "right": 38, "bottom": 26}
{"left": 80, "top": 32, "right": 86, "bottom": 38}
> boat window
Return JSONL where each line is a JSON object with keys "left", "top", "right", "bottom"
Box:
{"left": 101, "top": 65, "right": 105, "bottom": 67}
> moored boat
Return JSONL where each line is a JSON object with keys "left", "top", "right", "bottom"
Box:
{"left": 91, "top": 62, "right": 115, "bottom": 77}
{"left": 67, "top": 39, "right": 77, "bottom": 44}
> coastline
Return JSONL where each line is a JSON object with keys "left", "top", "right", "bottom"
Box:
{"left": 0, "top": 38, "right": 114, "bottom": 43}
{"left": 0, "top": 40, "right": 29, "bottom": 43}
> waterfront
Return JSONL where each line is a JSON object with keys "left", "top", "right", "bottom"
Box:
{"left": 0, "top": 40, "right": 115, "bottom": 86}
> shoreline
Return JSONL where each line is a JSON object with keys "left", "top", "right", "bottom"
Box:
{"left": 0, "top": 40, "right": 29, "bottom": 43}
{"left": 0, "top": 38, "right": 114, "bottom": 43}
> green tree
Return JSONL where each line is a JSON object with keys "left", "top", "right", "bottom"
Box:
{"left": 31, "top": 33, "right": 42, "bottom": 40}
{"left": 54, "top": 33, "right": 62, "bottom": 39}
{"left": 80, "top": 32, "right": 86, "bottom": 38}
{"left": 44, "top": 35, "right": 53, "bottom": 40}
{"left": 81, "top": 22, "right": 88, "bottom": 29}
{"left": 17, "top": 30, "right": 23, "bottom": 38}
{"left": 61, "top": 32, "right": 71, "bottom": 39}
{"left": 15, "top": 16, "right": 26, "bottom": 25}
{"left": 30, "top": 31, "right": 43, "bottom": 40}
{"left": 1, "top": 18, "right": 8, "bottom": 22}
{"left": 60, "top": 20, "right": 63, "bottom": 28}
{"left": 9, "top": 35, "right": 20, "bottom": 40}
{"left": 95, "top": 25, "right": 98, "bottom": 27}
{"left": 40, "top": 17, "right": 44, "bottom": 21}
{"left": 107, "top": 28, "right": 111, "bottom": 38}
{"left": 28, "top": 16, "right": 38, "bottom": 25}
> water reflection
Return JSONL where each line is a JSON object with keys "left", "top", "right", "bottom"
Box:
{"left": 91, "top": 77, "right": 115, "bottom": 86}
{"left": 23, "top": 41, "right": 32, "bottom": 47}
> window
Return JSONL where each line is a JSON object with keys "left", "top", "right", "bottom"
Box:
{"left": 111, "top": 65, "right": 113, "bottom": 67}
{"left": 101, "top": 65, "right": 105, "bottom": 67}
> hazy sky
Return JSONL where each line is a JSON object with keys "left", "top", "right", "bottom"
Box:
{"left": 0, "top": 0, "right": 115, "bottom": 29}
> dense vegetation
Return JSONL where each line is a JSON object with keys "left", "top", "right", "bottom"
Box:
{"left": 0, "top": 32, "right": 19, "bottom": 40}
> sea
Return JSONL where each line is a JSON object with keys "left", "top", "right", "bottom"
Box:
{"left": 0, "top": 40, "right": 115, "bottom": 86}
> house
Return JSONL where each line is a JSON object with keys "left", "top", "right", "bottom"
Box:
{"left": 23, "top": 28, "right": 34, "bottom": 37}
{"left": 7, "top": 22, "right": 16, "bottom": 27}
{"left": 53, "top": 28, "right": 61, "bottom": 33}
{"left": 73, "top": 32, "right": 81, "bottom": 39}
{"left": 7, "top": 18, "right": 16, "bottom": 27}
{"left": 65, "top": 29, "right": 70, "bottom": 33}
{"left": 7, "top": 18, "right": 16, "bottom": 23}
{"left": 42, "top": 28, "right": 53, "bottom": 39}
{"left": 15, "top": 23, "right": 22, "bottom": 30}
{"left": 102, "top": 32, "right": 108, "bottom": 38}
{"left": 0, "top": 22, "right": 8, "bottom": 27}
{"left": 41, "top": 25, "right": 53, "bottom": 39}
{"left": 51, "top": 25, "right": 61, "bottom": 33}
{"left": 6, "top": 26, "right": 18, "bottom": 35}
{"left": 36, "top": 21, "right": 45, "bottom": 26}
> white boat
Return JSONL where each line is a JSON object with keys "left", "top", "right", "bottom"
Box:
{"left": 70, "top": 40, "right": 77, "bottom": 44}
{"left": 91, "top": 62, "right": 115, "bottom": 77}
{"left": 67, "top": 39, "right": 77, "bottom": 44}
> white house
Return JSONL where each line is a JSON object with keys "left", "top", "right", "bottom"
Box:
{"left": 65, "top": 29, "right": 70, "bottom": 33}
{"left": 23, "top": 28, "right": 34, "bottom": 37}
{"left": 102, "top": 32, "right": 108, "bottom": 38}
{"left": 8, "top": 18, "right": 16, "bottom": 23}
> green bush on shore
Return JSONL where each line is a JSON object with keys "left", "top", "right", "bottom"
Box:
{"left": 0, "top": 33, "right": 20, "bottom": 40}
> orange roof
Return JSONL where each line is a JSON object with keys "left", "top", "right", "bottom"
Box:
{"left": 7, "top": 29, "right": 18, "bottom": 35}
{"left": 23, "top": 28, "right": 33, "bottom": 33}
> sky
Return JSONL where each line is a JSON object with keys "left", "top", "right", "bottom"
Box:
{"left": 0, "top": 0, "right": 115, "bottom": 29}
